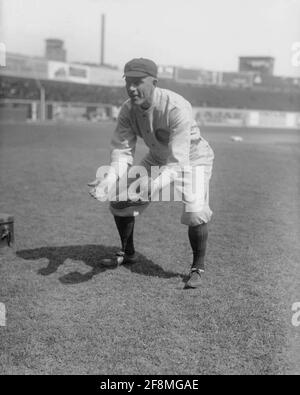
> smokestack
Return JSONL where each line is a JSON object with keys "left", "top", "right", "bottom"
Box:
{"left": 100, "top": 14, "right": 105, "bottom": 66}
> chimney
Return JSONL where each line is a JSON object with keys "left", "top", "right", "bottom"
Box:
{"left": 45, "top": 39, "right": 66, "bottom": 62}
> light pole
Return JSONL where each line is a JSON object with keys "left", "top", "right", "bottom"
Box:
{"left": 100, "top": 13, "right": 105, "bottom": 66}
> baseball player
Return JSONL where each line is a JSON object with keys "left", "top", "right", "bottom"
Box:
{"left": 89, "top": 58, "right": 214, "bottom": 288}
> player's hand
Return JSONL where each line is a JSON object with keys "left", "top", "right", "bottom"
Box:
{"left": 88, "top": 178, "right": 101, "bottom": 200}
{"left": 87, "top": 178, "right": 101, "bottom": 188}
{"left": 88, "top": 178, "right": 112, "bottom": 201}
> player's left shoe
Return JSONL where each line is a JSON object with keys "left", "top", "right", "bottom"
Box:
{"left": 115, "top": 251, "right": 138, "bottom": 266}
{"left": 185, "top": 268, "right": 204, "bottom": 288}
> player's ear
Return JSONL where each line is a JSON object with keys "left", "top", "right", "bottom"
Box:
{"left": 153, "top": 78, "right": 158, "bottom": 87}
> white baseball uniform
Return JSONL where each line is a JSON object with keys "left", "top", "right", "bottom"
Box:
{"left": 109, "top": 87, "right": 214, "bottom": 226}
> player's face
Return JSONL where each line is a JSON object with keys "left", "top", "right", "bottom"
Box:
{"left": 125, "top": 76, "right": 157, "bottom": 109}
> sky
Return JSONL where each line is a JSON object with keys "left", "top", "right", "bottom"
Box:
{"left": 1, "top": 0, "right": 300, "bottom": 76}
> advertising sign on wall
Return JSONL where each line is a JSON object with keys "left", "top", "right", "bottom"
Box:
{"left": 239, "top": 57, "right": 274, "bottom": 76}
{"left": 174, "top": 67, "right": 219, "bottom": 85}
{"left": 158, "top": 65, "right": 174, "bottom": 80}
{"left": 48, "top": 61, "right": 90, "bottom": 84}
{"left": 258, "top": 111, "right": 288, "bottom": 128}
{"left": 89, "top": 66, "right": 123, "bottom": 87}
{"left": 221, "top": 72, "right": 254, "bottom": 88}
{"left": 193, "top": 107, "right": 246, "bottom": 126}
{"left": 296, "top": 113, "right": 300, "bottom": 129}
{"left": 0, "top": 53, "right": 48, "bottom": 79}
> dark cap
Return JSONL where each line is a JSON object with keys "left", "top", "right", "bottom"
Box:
{"left": 124, "top": 58, "right": 158, "bottom": 78}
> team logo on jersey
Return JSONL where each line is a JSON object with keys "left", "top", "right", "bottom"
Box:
{"left": 154, "top": 128, "right": 170, "bottom": 145}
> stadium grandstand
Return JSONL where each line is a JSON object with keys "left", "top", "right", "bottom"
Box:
{"left": 0, "top": 41, "right": 300, "bottom": 128}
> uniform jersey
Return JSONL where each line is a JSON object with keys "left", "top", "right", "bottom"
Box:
{"left": 110, "top": 87, "right": 214, "bottom": 171}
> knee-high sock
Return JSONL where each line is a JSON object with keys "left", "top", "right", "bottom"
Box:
{"left": 188, "top": 223, "right": 208, "bottom": 271}
{"left": 114, "top": 216, "right": 135, "bottom": 255}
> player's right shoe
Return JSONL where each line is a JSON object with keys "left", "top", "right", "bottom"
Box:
{"left": 115, "top": 251, "right": 138, "bottom": 266}
{"left": 185, "top": 268, "right": 204, "bottom": 289}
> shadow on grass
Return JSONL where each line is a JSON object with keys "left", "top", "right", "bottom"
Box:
{"left": 17, "top": 244, "right": 185, "bottom": 284}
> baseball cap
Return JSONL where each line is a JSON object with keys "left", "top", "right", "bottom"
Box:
{"left": 124, "top": 58, "right": 158, "bottom": 78}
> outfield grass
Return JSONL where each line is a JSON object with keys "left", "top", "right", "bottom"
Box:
{"left": 0, "top": 121, "right": 299, "bottom": 375}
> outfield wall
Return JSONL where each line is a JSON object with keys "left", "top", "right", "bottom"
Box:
{"left": 193, "top": 107, "right": 300, "bottom": 129}
{"left": 1, "top": 98, "right": 300, "bottom": 129}
{"left": 0, "top": 99, "right": 116, "bottom": 122}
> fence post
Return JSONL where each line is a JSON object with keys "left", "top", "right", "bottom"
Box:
{"left": 40, "top": 86, "right": 46, "bottom": 121}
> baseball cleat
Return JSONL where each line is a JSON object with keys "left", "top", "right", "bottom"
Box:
{"left": 185, "top": 269, "right": 204, "bottom": 289}
{"left": 115, "top": 251, "right": 138, "bottom": 266}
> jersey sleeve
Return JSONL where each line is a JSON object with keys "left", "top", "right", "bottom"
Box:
{"left": 110, "top": 103, "right": 137, "bottom": 177}
{"left": 166, "top": 103, "right": 192, "bottom": 169}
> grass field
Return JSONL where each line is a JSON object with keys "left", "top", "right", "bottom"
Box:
{"left": 0, "top": 120, "right": 299, "bottom": 375}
